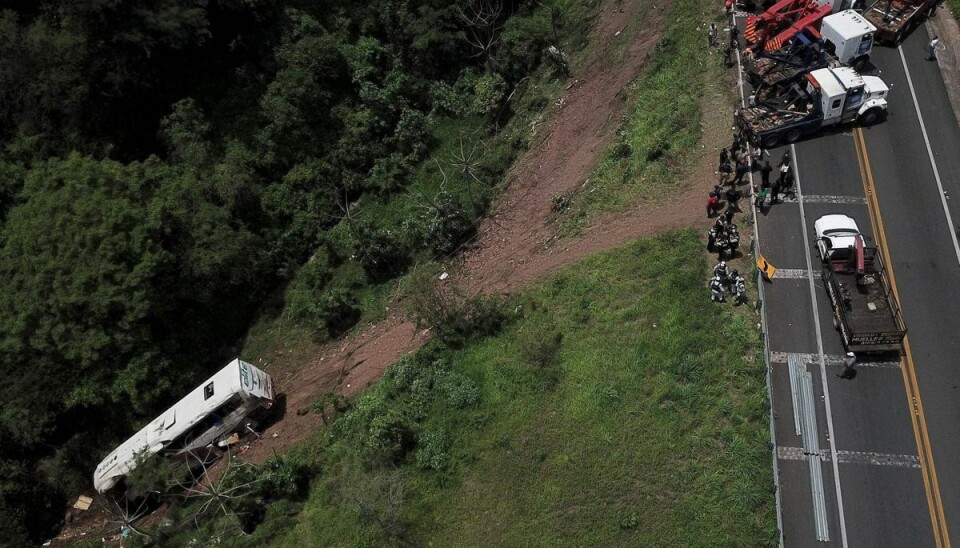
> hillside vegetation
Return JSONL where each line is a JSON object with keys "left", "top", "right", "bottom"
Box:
{"left": 152, "top": 231, "right": 777, "bottom": 546}
{"left": 0, "top": 1, "right": 595, "bottom": 542}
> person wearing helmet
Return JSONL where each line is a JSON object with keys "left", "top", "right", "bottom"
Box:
{"left": 710, "top": 275, "right": 725, "bottom": 302}
{"left": 713, "top": 260, "right": 729, "bottom": 280}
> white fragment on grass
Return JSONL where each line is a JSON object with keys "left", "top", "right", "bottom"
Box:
{"left": 439, "top": 272, "right": 449, "bottom": 281}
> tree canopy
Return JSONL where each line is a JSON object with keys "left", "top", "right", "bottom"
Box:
{"left": 0, "top": 0, "right": 579, "bottom": 542}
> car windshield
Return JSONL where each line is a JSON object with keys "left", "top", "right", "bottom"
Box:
{"left": 824, "top": 228, "right": 857, "bottom": 236}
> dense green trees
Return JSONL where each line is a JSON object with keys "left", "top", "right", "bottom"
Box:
{"left": 0, "top": 0, "right": 588, "bottom": 542}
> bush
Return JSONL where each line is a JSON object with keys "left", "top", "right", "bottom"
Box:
{"left": 517, "top": 324, "right": 563, "bottom": 368}
{"left": 406, "top": 192, "right": 476, "bottom": 257}
{"left": 472, "top": 73, "right": 507, "bottom": 117}
{"left": 436, "top": 371, "right": 481, "bottom": 409}
{"left": 366, "top": 409, "right": 417, "bottom": 464}
{"left": 284, "top": 258, "right": 361, "bottom": 339}
{"left": 407, "top": 274, "right": 511, "bottom": 346}
{"left": 415, "top": 429, "right": 450, "bottom": 471}
{"left": 352, "top": 222, "right": 411, "bottom": 282}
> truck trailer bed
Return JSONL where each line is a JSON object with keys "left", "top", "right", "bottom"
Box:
{"left": 862, "top": 0, "right": 927, "bottom": 42}
{"left": 830, "top": 271, "right": 900, "bottom": 332}
{"left": 823, "top": 263, "right": 906, "bottom": 351}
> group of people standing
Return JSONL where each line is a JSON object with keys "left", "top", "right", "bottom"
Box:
{"left": 710, "top": 260, "right": 747, "bottom": 304}
{"left": 706, "top": 103, "right": 797, "bottom": 304}
{"left": 707, "top": 214, "right": 741, "bottom": 260}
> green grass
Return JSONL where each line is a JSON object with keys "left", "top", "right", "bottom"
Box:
{"left": 562, "top": 0, "right": 726, "bottom": 233}
{"left": 197, "top": 230, "right": 775, "bottom": 547}
{"left": 238, "top": 0, "right": 604, "bottom": 371}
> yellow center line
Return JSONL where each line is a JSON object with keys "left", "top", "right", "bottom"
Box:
{"left": 854, "top": 127, "right": 950, "bottom": 548}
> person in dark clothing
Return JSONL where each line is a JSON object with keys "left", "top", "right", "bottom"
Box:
{"left": 719, "top": 148, "right": 729, "bottom": 170}
{"left": 707, "top": 227, "right": 717, "bottom": 253}
{"left": 728, "top": 226, "right": 741, "bottom": 257}
{"left": 724, "top": 207, "right": 735, "bottom": 225}
{"left": 779, "top": 151, "right": 791, "bottom": 171}
{"left": 716, "top": 232, "right": 731, "bottom": 260}
{"left": 771, "top": 180, "right": 782, "bottom": 204}
{"left": 781, "top": 167, "right": 795, "bottom": 194}
{"left": 837, "top": 351, "right": 857, "bottom": 379}
{"left": 777, "top": 162, "right": 789, "bottom": 186}
{"left": 733, "top": 161, "right": 748, "bottom": 185}
{"left": 760, "top": 161, "right": 772, "bottom": 187}
{"left": 710, "top": 275, "right": 725, "bottom": 302}
{"left": 725, "top": 186, "right": 741, "bottom": 212}
{"left": 714, "top": 215, "right": 727, "bottom": 234}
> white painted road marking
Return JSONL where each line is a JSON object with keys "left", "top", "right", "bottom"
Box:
{"left": 779, "top": 194, "right": 868, "bottom": 205}
{"left": 770, "top": 352, "right": 902, "bottom": 369}
{"left": 897, "top": 45, "right": 960, "bottom": 267}
{"left": 778, "top": 446, "right": 922, "bottom": 469}
{"left": 792, "top": 144, "right": 849, "bottom": 547}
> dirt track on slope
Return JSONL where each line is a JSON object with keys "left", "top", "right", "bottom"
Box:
{"left": 238, "top": 0, "right": 725, "bottom": 464}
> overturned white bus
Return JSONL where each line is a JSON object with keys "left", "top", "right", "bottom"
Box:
{"left": 94, "top": 358, "right": 274, "bottom": 493}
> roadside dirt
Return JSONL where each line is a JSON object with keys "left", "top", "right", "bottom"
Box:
{"left": 927, "top": 5, "right": 960, "bottom": 132}
{"left": 237, "top": 0, "right": 741, "bottom": 464}
{"left": 56, "top": 1, "right": 741, "bottom": 541}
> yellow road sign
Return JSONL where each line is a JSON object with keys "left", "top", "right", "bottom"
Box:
{"left": 756, "top": 254, "right": 776, "bottom": 280}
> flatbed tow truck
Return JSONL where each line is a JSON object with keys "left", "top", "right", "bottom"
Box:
{"left": 746, "top": 9, "right": 877, "bottom": 88}
{"left": 737, "top": 66, "right": 889, "bottom": 148}
{"left": 815, "top": 214, "right": 906, "bottom": 352}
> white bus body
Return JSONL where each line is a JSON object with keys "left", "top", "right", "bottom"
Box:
{"left": 94, "top": 358, "right": 274, "bottom": 493}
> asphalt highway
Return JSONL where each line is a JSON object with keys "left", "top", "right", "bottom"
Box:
{"left": 734, "top": 15, "right": 960, "bottom": 548}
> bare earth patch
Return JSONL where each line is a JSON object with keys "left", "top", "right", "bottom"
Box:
{"left": 239, "top": 0, "right": 738, "bottom": 464}
{"left": 927, "top": 6, "right": 960, "bottom": 132}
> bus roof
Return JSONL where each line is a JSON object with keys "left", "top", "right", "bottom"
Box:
{"left": 93, "top": 359, "right": 272, "bottom": 492}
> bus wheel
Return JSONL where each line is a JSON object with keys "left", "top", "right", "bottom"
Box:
{"left": 786, "top": 128, "right": 802, "bottom": 143}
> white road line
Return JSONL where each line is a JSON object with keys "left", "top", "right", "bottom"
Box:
{"left": 777, "top": 446, "right": 922, "bottom": 469}
{"left": 775, "top": 268, "right": 822, "bottom": 279}
{"left": 897, "top": 45, "right": 960, "bottom": 267}
{"left": 770, "top": 352, "right": 902, "bottom": 369}
{"left": 779, "top": 194, "right": 867, "bottom": 205}
{"left": 731, "top": 20, "right": 786, "bottom": 547}
{"left": 792, "top": 144, "right": 850, "bottom": 547}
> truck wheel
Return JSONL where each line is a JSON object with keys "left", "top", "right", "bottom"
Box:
{"left": 859, "top": 108, "right": 884, "bottom": 126}
{"left": 762, "top": 133, "right": 781, "bottom": 148}
{"left": 785, "top": 128, "right": 802, "bottom": 144}
{"left": 853, "top": 56, "right": 868, "bottom": 72}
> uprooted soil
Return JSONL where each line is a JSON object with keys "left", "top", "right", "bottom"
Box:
{"left": 239, "top": 0, "right": 726, "bottom": 465}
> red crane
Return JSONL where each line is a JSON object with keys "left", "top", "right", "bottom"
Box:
{"left": 744, "top": 0, "right": 835, "bottom": 53}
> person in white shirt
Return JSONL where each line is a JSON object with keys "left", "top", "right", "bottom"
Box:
{"left": 927, "top": 35, "right": 940, "bottom": 61}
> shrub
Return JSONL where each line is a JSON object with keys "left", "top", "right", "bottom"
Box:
{"left": 351, "top": 221, "right": 411, "bottom": 282}
{"left": 437, "top": 371, "right": 481, "bottom": 409}
{"left": 517, "top": 325, "right": 563, "bottom": 368}
{"left": 415, "top": 429, "right": 450, "bottom": 471}
{"left": 366, "top": 409, "right": 416, "bottom": 464}
{"left": 472, "top": 73, "right": 507, "bottom": 116}
{"left": 406, "top": 192, "right": 476, "bottom": 257}
{"left": 407, "top": 274, "right": 510, "bottom": 346}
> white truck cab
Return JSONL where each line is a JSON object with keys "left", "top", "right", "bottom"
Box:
{"left": 820, "top": 10, "right": 876, "bottom": 69}
{"left": 807, "top": 67, "right": 888, "bottom": 126}
{"left": 814, "top": 214, "right": 861, "bottom": 260}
